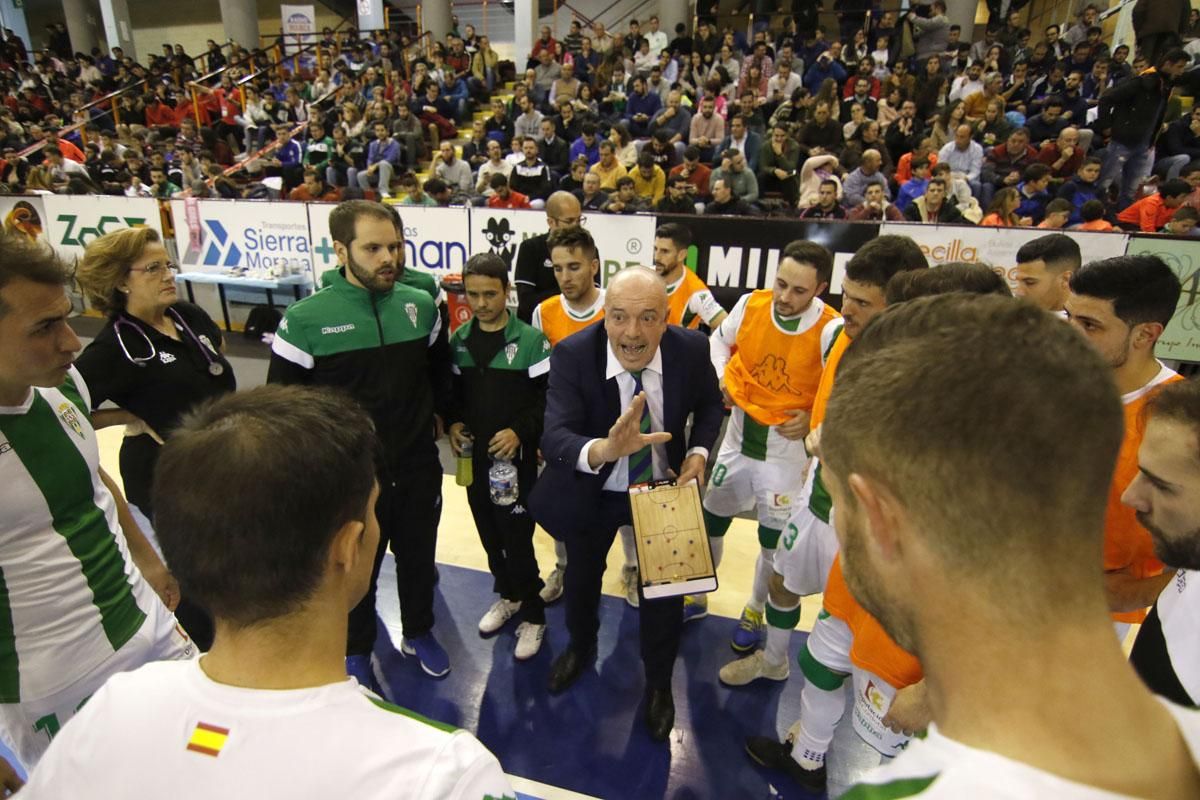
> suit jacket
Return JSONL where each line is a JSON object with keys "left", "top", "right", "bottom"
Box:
{"left": 530, "top": 323, "right": 724, "bottom": 537}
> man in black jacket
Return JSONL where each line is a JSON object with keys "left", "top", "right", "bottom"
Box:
{"left": 530, "top": 267, "right": 724, "bottom": 741}
{"left": 1097, "top": 48, "right": 1191, "bottom": 209}
{"left": 509, "top": 137, "right": 554, "bottom": 206}
{"left": 267, "top": 201, "right": 453, "bottom": 685}
{"left": 513, "top": 191, "right": 585, "bottom": 321}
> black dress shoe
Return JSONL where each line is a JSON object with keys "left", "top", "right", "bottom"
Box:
{"left": 547, "top": 646, "right": 592, "bottom": 694}
{"left": 644, "top": 685, "right": 675, "bottom": 742}
{"left": 745, "top": 736, "right": 827, "bottom": 794}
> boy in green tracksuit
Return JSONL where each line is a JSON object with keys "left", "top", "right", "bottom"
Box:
{"left": 447, "top": 253, "right": 550, "bottom": 661}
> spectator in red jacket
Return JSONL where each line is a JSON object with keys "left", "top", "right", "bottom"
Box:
{"left": 487, "top": 173, "right": 532, "bottom": 208}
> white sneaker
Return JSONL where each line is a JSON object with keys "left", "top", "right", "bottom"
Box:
{"left": 478, "top": 598, "right": 521, "bottom": 635}
{"left": 622, "top": 564, "right": 640, "bottom": 608}
{"left": 514, "top": 622, "right": 545, "bottom": 660}
{"left": 540, "top": 566, "right": 565, "bottom": 604}
{"left": 718, "top": 650, "right": 789, "bottom": 687}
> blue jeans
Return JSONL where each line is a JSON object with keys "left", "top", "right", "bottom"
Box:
{"left": 1101, "top": 142, "right": 1155, "bottom": 209}
{"left": 1155, "top": 154, "right": 1191, "bottom": 181}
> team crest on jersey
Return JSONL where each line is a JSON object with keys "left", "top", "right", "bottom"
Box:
{"left": 504, "top": 342, "right": 518, "bottom": 364}
{"left": 159, "top": 351, "right": 177, "bottom": 365}
{"left": 57, "top": 402, "right": 84, "bottom": 438}
{"left": 405, "top": 302, "right": 418, "bottom": 327}
{"left": 863, "top": 680, "right": 888, "bottom": 713}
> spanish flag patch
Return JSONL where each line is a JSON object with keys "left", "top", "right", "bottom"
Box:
{"left": 186, "top": 722, "right": 230, "bottom": 757}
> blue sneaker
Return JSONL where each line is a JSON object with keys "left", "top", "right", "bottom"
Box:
{"left": 731, "top": 606, "right": 766, "bottom": 653}
{"left": 682, "top": 594, "right": 709, "bottom": 623}
{"left": 401, "top": 633, "right": 451, "bottom": 678}
{"left": 346, "top": 654, "right": 383, "bottom": 694}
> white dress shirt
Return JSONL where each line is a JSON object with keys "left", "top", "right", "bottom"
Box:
{"left": 576, "top": 342, "right": 708, "bottom": 492}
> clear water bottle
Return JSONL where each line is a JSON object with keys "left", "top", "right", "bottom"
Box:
{"left": 489, "top": 457, "right": 518, "bottom": 506}
{"left": 456, "top": 437, "right": 473, "bottom": 487}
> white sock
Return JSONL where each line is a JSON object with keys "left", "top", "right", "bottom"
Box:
{"left": 764, "top": 602, "right": 798, "bottom": 668}
{"left": 709, "top": 536, "right": 725, "bottom": 569}
{"left": 619, "top": 525, "right": 638, "bottom": 568}
{"left": 554, "top": 539, "right": 567, "bottom": 569}
{"left": 749, "top": 547, "right": 775, "bottom": 613}
{"left": 792, "top": 679, "right": 846, "bottom": 770}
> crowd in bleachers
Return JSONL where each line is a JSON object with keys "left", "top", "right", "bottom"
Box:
{"left": 3, "top": 5, "right": 1200, "bottom": 233}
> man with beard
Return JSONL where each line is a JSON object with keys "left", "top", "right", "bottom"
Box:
{"left": 700, "top": 242, "right": 841, "bottom": 633}
{"left": 531, "top": 225, "right": 609, "bottom": 607}
{"left": 1066, "top": 256, "right": 1184, "bottom": 633}
{"left": 830, "top": 293, "right": 1200, "bottom": 797}
{"left": 652, "top": 223, "right": 726, "bottom": 331}
{"left": 269, "top": 201, "right": 453, "bottom": 685}
{"left": 722, "top": 237, "right": 926, "bottom": 696}
{"left": 1125, "top": 379, "right": 1200, "bottom": 706}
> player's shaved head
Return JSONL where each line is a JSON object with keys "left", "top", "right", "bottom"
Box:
{"left": 822, "top": 294, "right": 1123, "bottom": 648}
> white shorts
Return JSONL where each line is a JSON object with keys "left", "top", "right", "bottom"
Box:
{"left": 806, "top": 612, "right": 911, "bottom": 757}
{"left": 0, "top": 602, "right": 195, "bottom": 769}
{"left": 703, "top": 450, "right": 807, "bottom": 533}
{"left": 775, "top": 466, "right": 840, "bottom": 596}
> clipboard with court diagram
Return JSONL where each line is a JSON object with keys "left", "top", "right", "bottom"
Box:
{"left": 629, "top": 481, "right": 718, "bottom": 599}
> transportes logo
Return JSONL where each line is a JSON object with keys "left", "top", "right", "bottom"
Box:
{"left": 201, "top": 220, "right": 242, "bottom": 267}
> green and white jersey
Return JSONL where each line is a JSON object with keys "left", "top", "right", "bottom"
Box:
{"left": 0, "top": 367, "right": 162, "bottom": 703}
{"left": 22, "top": 659, "right": 516, "bottom": 800}
{"left": 842, "top": 701, "right": 1200, "bottom": 799}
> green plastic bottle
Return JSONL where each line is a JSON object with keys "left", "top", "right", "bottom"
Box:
{"left": 456, "top": 437, "right": 474, "bottom": 487}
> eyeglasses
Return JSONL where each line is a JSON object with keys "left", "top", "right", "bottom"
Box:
{"left": 129, "top": 262, "right": 179, "bottom": 279}
{"left": 550, "top": 215, "right": 587, "bottom": 227}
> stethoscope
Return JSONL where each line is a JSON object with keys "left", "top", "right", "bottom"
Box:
{"left": 114, "top": 307, "right": 226, "bottom": 377}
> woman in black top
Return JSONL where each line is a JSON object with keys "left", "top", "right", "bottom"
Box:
{"left": 75, "top": 227, "right": 235, "bottom": 650}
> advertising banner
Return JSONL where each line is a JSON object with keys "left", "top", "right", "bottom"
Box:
{"left": 469, "top": 207, "right": 657, "bottom": 285}
{"left": 878, "top": 222, "right": 1129, "bottom": 285}
{"left": 280, "top": 4, "right": 315, "bottom": 54}
{"left": 42, "top": 195, "right": 162, "bottom": 266}
{"left": 1126, "top": 235, "right": 1200, "bottom": 363}
{"left": 663, "top": 215, "right": 881, "bottom": 307}
{"left": 0, "top": 195, "right": 48, "bottom": 244}
{"left": 169, "top": 199, "right": 314, "bottom": 282}
{"left": 306, "top": 203, "right": 471, "bottom": 282}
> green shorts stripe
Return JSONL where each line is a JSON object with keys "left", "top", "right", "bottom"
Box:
{"left": 741, "top": 416, "right": 769, "bottom": 461}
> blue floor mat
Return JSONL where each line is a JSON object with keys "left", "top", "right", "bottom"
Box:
{"left": 375, "top": 560, "right": 818, "bottom": 799}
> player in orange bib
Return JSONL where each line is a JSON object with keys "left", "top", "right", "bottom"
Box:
{"left": 532, "top": 226, "right": 640, "bottom": 610}
{"left": 699, "top": 241, "right": 841, "bottom": 639}
{"left": 1065, "top": 254, "right": 1185, "bottom": 630}
{"left": 720, "top": 237, "right": 928, "bottom": 689}
{"left": 651, "top": 223, "right": 727, "bottom": 331}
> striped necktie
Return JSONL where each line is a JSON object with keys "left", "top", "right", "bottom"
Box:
{"left": 628, "top": 370, "right": 654, "bottom": 486}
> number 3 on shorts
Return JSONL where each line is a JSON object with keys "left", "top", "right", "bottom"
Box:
{"left": 711, "top": 463, "right": 728, "bottom": 487}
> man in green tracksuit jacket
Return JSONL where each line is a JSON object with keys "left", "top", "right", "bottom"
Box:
{"left": 446, "top": 253, "right": 551, "bottom": 662}
{"left": 268, "top": 200, "right": 454, "bottom": 683}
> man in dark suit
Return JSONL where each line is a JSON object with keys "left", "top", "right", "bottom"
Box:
{"left": 530, "top": 267, "right": 724, "bottom": 741}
